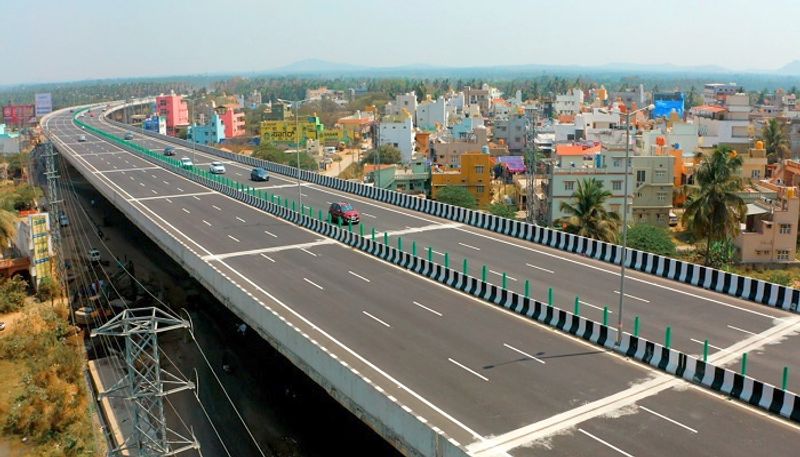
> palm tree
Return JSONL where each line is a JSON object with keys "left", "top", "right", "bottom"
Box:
{"left": 682, "top": 146, "right": 746, "bottom": 264}
{"left": 557, "top": 178, "right": 620, "bottom": 242}
{"left": 761, "top": 118, "right": 790, "bottom": 163}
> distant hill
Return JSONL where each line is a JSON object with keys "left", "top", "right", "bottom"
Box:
{"left": 777, "top": 60, "right": 800, "bottom": 75}
{"left": 268, "top": 59, "right": 371, "bottom": 74}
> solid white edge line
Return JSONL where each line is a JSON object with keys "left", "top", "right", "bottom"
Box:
{"left": 638, "top": 406, "right": 698, "bottom": 433}
{"left": 502, "top": 343, "right": 546, "bottom": 365}
{"left": 727, "top": 324, "right": 757, "bottom": 335}
{"left": 349, "top": 271, "right": 371, "bottom": 283}
{"left": 577, "top": 428, "right": 635, "bottom": 457}
{"left": 362, "top": 311, "right": 391, "bottom": 328}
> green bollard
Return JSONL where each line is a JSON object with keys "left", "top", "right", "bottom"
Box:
{"left": 383, "top": 232, "right": 389, "bottom": 245}
{"left": 603, "top": 306, "right": 609, "bottom": 326}
{"left": 482, "top": 265, "right": 488, "bottom": 282}
{"left": 463, "top": 258, "right": 468, "bottom": 275}
{"left": 703, "top": 339, "right": 709, "bottom": 362}
{"left": 337, "top": 217, "right": 342, "bottom": 229}
{"left": 574, "top": 296, "right": 580, "bottom": 316}
{"left": 665, "top": 326, "right": 672, "bottom": 349}
{"left": 371, "top": 227, "right": 376, "bottom": 241}
{"left": 398, "top": 237, "right": 403, "bottom": 251}
{"left": 348, "top": 220, "right": 353, "bottom": 232}
{"left": 318, "top": 209, "right": 323, "bottom": 220}
{"left": 444, "top": 252, "right": 450, "bottom": 269}
{"left": 300, "top": 204, "right": 304, "bottom": 214}
{"left": 783, "top": 366, "right": 790, "bottom": 390}
{"left": 412, "top": 241, "right": 417, "bottom": 256}
{"left": 547, "top": 287, "right": 553, "bottom": 307}
{"left": 741, "top": 352, "right": 748, "bottom": 376}
{"left": 524, "top": 280, "right": 530, "bottom": 298}
{"left": 427, "top": 247, "right": 433, "bottom": 262}
{"left": 292, "top": 201, "right": 296, "bottom": 212}
{"left": 634, "top": 316, "right": 640, "bottom": 337}
{"left": 502, "top": 272, "right": 507, "bottom": 290}
{"left": 359, "top": 224, "right": 364, "bottom": 237}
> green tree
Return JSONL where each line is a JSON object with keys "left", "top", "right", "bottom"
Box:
{"left": 8, "top": 183, "right": 42, "bottom": 211}
{"left": 626, "top": 224, "right": 676, "bottom": 257}
{"left": 0, "top": 276, "right": 28, "bottom": 313}
{"left": 0, "top": 208, "right": 16, "bottom": 248}
{"left": 252, "top": 143, "right": 318, "bottom": 170}
{"left": 557, "top": 178, "right": 620, "bottom": 242}
{"left": 435, "top": 186, "right": 477, "bottom": 209}
{"left": 361, "top": 145, "right": 402, "bottom": 165}
{"left": 682, "top": 146, "right": 746, "bottom": 265}
{"left": 761, "top": 118, "right": 790, "bottom": 164}
{"left": 488, "top": 202, "right": 517, "bottom": 219}
{"left": 35, "top": 276, "right": 60, "bottom": 304}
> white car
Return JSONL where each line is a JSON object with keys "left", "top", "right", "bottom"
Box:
{"left": 87, "top": 249, "right": 101, "bottom": 263}
{"left": 180, "top": 157, "right": 194, "bottom": 168}
{"left": 209, "top": 162, "right": 226, "bottom": 174}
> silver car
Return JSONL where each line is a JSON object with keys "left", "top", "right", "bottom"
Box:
{"left": 209, "top": 162, "right": 226, "bottom": 174}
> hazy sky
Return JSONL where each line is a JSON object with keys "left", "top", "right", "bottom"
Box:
{"left": 4, "top": 0, "right": 800, "bottom": 85}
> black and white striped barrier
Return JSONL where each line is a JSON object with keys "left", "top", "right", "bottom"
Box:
{"left": 104, "top": 115, "right": 800, "bottom": 313}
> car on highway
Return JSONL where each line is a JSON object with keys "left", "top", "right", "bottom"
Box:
{"left": 86, "top": 249, "right": 101, "bottom": 264}
{"left": 89, "top": 113, "right": 95, "bottom": 118}
{"left": 328, "top": 202, "right": 360, "bottom": 225}
{"left": 209, "top": 162, "right": 226, "bottom": 174}
{"left": 250, "top": 167, "right": 269, "bottom": 181}
{"left": 164, "top": 146, "right": 176, "bottom": 156}
{"left": 180, "top": 157, "right": 193, "bottom": 168}
{"left": 124, "top": 132, "right": 134, "bottom": 140}
{"left": 78, "top": 135, "right": 86, "bottom": 142}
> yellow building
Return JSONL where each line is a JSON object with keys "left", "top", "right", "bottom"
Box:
{"left": 431, "top": 153, "right": 495, "bottom": 207}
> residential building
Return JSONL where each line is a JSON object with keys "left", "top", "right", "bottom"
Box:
{"left": 385, "top": 92, "right": 418, "bottom": 122}
{"left": 155, "top": 93, "right": 190, "bottom": 136}
{"left": 416, "top": 95, "right": 448, "bottom": 131}
{"left": 189, "top": 113, "right": 225, "bottom": 145}
{"left": 367, "top": 160, "right": 431, "bottom": 195}
{"left": 734, "top": 184, "right": 799, "bottom": 263}
{"left": 263, "top": 102, "right": 286, "bottom": 121}
{"left": 491, "top": 99, "right": 512, "bottom": 118}
{"left": 492, "top": 112, "right": 528, "bottom": 151}
{"left": 431, "top": 126, "right": 489, "bottom": 168}
{"left": 13, "top": 213, "right": 52, "bottom": 288}
{"left": 653, "top": 92, "right": 685, "bottom": 119}
{"left": 415, "top": 132, "right": 431, "bottom": 157}
{"left": 220, "top": 106, "right": 246, "bottom": 138}
{"left": 451, "top": 114, "right": 484, "bottom": 140}
{"left": 703, "top": 83, "right": 740, "bottom": 105}
{"left": 630, "top": 151, "right": 675, "bottom": 227}
{"left": 445, "top": 91, "right": 466, "bottom": 119}
{"left": 336, "top": 110, "right": 374, "bottom": 145}
{"left": 246, "top": 90, "right": 263, "bottom": 108}
{"left": 306, "top": 87, "right": 332, "bottom": 101}
{"left": 738, "top": 142, "right": 769, "bottom": 182}
{"left": 431, "top": 152, "right": 494, "bottom": 207}
{"left": 378, "top": 112, "right": 415, "bottom": 162}
{"left": 609, "top": 85, "right": 646, "bottom": 109}
{"left": 464, "top": 86, "right": 491, "bottom": 115}
{"left": 554, "top": 89, "right": 584, "bottom": 117}
{"left": 691, "top": 93, "right": 751, "bottom": 149}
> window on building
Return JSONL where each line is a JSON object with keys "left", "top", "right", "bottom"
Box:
{"left": 780, "top": 223, "right": 792, "bottom": 234}
{"left": 475, "top": 166, "right": 485, "bottom": 174}
{"left": 655, "top": 170, "right": 666, "bottom": 178}
{"left": 777, "top": 250, "right": 790, "bottom": 260}
{"left": 657, "top": 192, "right": 667, "bottom": 201}
{"left": 564, "top": 181, "right": 575, "bottom": 191}
{"left": 752, "top": 169, "right": 761, "bottom": 179}
{"left": 476, "top": 186, "right": 485, "bottom": 193}
{"left": 613, "top": 158, "right": 622, "bottom": 168}
{"left": 612, "top": 180, "right": 622, "bottom": 191}
{"left": 636, "top": 170, "right": 646, "bottom": 185}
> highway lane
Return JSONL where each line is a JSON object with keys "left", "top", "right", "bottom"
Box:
{"left": 56, "top": 109, "right": 800, "bottom": 455}
{"left": 90, "top": 112, "right": 800, "bottom": 386}
{"left": 509, "top": 387, "right": 800, "bottom": 457}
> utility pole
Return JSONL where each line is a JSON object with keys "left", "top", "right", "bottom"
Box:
{"left": 92, "top": 307, "right": 199, "bottom": 456}
{"left": 41, "top": 142, "right": 62, "bottom": 241}
{"left": 525, "top": 110, "right": 538, "bottom": 224}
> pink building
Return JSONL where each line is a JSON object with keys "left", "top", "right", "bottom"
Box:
{"left": 220, "top": 106, "right": 246, "bottom": 138}
{"left": 155, "top": 93, "right": 189, "bottom": 136}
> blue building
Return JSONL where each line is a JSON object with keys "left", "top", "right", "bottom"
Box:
{"left": 653, "top": 92, "right": 685, "bottom": 119}
{"left": 143, "top": 116, "right": 166, "bottom": 135}
{"left": 189, "top": 113, "right": 225, "bottom": 145}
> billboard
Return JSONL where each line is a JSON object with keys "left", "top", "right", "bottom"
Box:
{"left": 653, "top": 92, "right": 685, "bottom": 119}
{"left": 35, "top": 93, "right": 53, "bottom": 116}
{"left": 3, "top": 104, "right": 36, "bottom": 126}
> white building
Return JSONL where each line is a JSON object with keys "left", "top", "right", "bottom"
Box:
{"left": 385, "top": 92, "right": 419, "bottom": 121}
{"left": 379, "top": 113, "right": 415, "bottom": 162}
{"left": 446, "top": 91, "right": 465, "bottom": 120}
{"left": 416, "top": 96, "right": 448, "bottom": 131}
{"left": 703, "top": 83, "right": 739, "bottom": 105}
{"left": 555, "top": 89, "right": 584, "bottom": 116}
{"left": 692, "top": 93, "right": 751, "bottom": 148}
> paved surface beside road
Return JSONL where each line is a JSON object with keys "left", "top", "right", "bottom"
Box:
{"left": 46, "top": 108, "right": 800, "bottom": 455}
{"left": 93, "top": 114, "right": 800, "bottom": 389}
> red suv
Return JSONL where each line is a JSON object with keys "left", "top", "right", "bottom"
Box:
{"left": 328, "top": 202, "right": 360, "bottom": 225}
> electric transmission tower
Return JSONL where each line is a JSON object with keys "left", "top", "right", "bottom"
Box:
{"left": 92, "top": 307, "right": 199, "bottom": 456}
